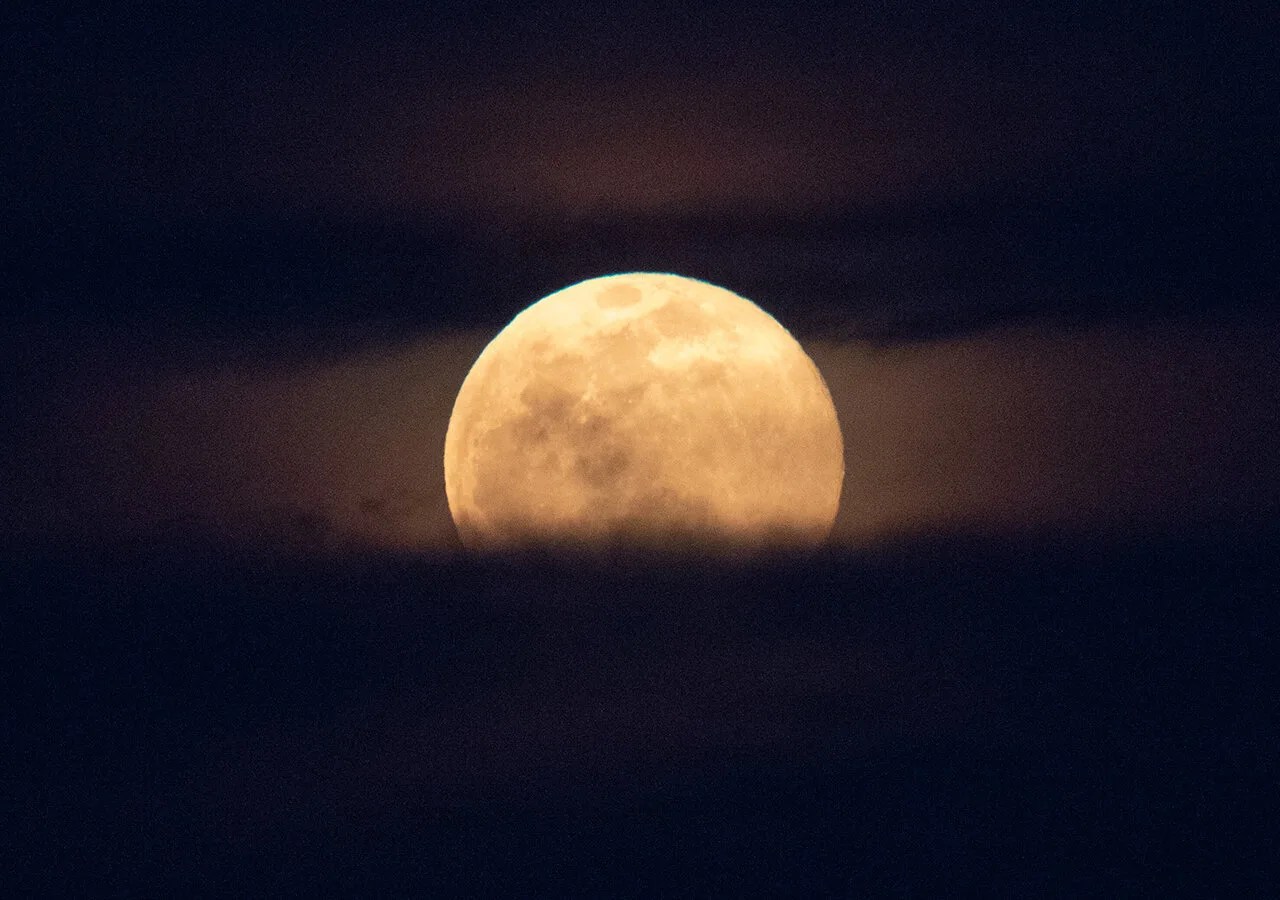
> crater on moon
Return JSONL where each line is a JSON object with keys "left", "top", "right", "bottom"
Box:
{"left": 444, "top": 273, "right": 844, "bottom": 553}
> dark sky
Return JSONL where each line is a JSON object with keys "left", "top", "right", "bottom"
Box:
{"left": 10, "top": 2, "right": 1276, "bottom": 218}
{"left": 7, "top": 1, "right": 1276, "bottom": 332}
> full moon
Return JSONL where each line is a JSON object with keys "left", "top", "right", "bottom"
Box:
{"left": 444, "top": 273, "right": 843, "bottom": 552}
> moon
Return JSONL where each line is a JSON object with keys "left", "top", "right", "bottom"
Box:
{"left": 444, "top": 273, "right": 843, "bottom": 553}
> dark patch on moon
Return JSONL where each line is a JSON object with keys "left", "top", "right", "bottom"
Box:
{"left": 519, "top": 379, "right": 575, "bottom": 426}
{"left": 649, "top": 299, "right": 717, "bottom": 339}
{"left": 578, "top": 412, "right": 611, "bottom": 438}
{"left": 567, "top": 409, "right": 633, "bottom": 490}
{"left": 628, "top": 485, "right": 715, "bottom": 529}
{"left": 596, "top": 284, "right": 642, "bottom": 309}
{"left": 573, "top": 443, "right": 631, "bottom": 488}
{"left": 687, "top": 358, "right": 728, "bottom": 387}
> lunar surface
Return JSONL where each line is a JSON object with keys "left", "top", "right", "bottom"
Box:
{"left": 443, "top": 273, "right": 843, "bottom": 552}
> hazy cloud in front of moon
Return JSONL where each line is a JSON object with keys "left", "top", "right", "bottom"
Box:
{"left": 810, "top": 315, "right": 1280, "bottom": 542}
{"left": 5, "top": 315, "right": 1278, "bottom": 556}
{"left": 4, "top": 332, "right": 487, "bottom": 555}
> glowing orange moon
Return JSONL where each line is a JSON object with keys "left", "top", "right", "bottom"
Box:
{"left": 444, "top": 273, "right": 843, "bottom": 552}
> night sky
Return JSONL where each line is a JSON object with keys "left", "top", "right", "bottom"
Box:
{"left": 6, "top": 1, "right": 1280, "bottom": 894}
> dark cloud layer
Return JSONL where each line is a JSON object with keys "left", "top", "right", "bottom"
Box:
{"left": 11, "top": 535, "right": 1277, "bottom": 893}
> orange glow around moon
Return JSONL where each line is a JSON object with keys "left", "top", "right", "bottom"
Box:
{"left": 443, "top": 273, "right": 844, "bottom": 553}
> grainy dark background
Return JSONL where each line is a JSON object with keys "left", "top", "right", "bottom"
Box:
{"left": 5, "top": 0, "right": 1278, "bottom": 893}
